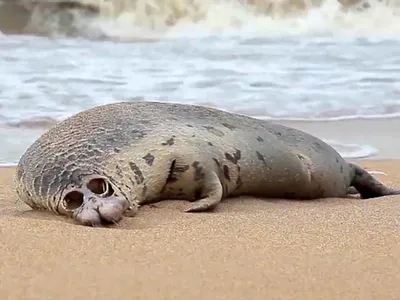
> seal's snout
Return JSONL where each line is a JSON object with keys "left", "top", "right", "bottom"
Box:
{"left": 62, "top": 176, "right": 131, "bottom": 226}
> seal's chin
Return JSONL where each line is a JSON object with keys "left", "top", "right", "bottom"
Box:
{"left": 59, "top": 176, "right": 132, "bottom": 226}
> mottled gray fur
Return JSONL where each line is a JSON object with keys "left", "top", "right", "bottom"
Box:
{"left": 15, "top": 101, "right": 400, "bottom": 226}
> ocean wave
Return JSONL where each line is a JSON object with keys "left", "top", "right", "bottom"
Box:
{"left": 0, "top": 110, "right": 379, "bottom": 161}
{"left": 2, "top": 0, "right": 400, "bottom": 40}
{"left": 3, "top": 116, "right": 59, "bottom": 129}
{"left": 323, "top": 139, "right": 378, "bottom": 158}
{"left": 254, "top": 112, "right": 400, "bottom": 122}
{"left": 0, "top": 138, "right": 378, "bottom": 167}
{"left": 3, "top": 110, "right": 400, "bottom": 131}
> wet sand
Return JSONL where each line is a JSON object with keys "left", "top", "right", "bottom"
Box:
{"left": 1, "top": 160, "right": 399, "bottom": 299}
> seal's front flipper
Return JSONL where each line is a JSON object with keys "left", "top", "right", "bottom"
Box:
{"left": 349, "top": 163, "right": 400, "bottom": 199}
{"left": 185, "top": 171, "right": 223, "bottom": 212}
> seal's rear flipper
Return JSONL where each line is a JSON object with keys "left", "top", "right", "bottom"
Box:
{"left": 349, "top": 163, "right": 400, "bottom": 199}
{"left": 184, "top": 171, "right": 223, "bottom": 212}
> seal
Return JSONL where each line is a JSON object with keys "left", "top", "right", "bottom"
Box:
{"left": 15, "top": 101, "right": 400, "bottom": 226}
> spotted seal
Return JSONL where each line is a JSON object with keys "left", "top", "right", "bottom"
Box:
{"left": 15, "top": 101, "right": 400, "bottom": 226}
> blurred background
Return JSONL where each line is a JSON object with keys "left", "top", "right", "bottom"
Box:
{"left": 1, "top": 0, "right": 400, "bottom": 164}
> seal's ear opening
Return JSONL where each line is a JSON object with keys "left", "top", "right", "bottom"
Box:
{"left": 64, "top": 191, "right": 84, "bottom": 210}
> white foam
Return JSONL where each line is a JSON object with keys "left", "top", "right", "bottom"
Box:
{"left": 15, "top": 0, "right": 400, "bottom": 39}
{"left": 368, "top": 170, "right": 388, "bottom": 175}
{"left": 254, "top": 112, "right": 400, "bottom": 122}
{"left": 0, "top": 162, "right": 17, "bottom": 167}
{"left": 322, "top": 139, "right": 379, "bottom": 159}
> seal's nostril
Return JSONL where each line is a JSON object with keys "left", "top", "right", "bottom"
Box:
{"left": 87, "top": 178, "right": 115, "bottom": 197}
{"left": 64, "top": 191, "right": 84, "bottom": 210}
{"left": 87, "top": 178, "right": 107, "bottom": 194}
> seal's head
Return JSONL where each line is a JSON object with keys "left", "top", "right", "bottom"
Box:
{"left": 57, "top": 174, "right": 135, "bottom": 226}
{"left": 14, "top": 102, "right": 145, "bottom": 226}
{"left": 15, "top": 155, "right": 136, "bottom": 226}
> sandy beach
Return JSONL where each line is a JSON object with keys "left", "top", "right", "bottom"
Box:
{"left": 2, "top": 0, "right": 400, "bottom": 297}
{"left": 1, "top": 160, "right": 399, "bottom": 300}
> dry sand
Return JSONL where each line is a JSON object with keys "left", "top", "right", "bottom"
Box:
{"left": 1, "top": 160, "right": 400, "bottom": 300}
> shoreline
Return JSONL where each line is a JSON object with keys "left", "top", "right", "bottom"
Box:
{"left": 273, "top": 117, "right": 400, "bottom": 160}
{"left": 2, "top": 116, "right": 400, "bottom": 165}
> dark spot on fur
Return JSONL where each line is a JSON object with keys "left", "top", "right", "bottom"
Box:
{"left": 203, "top": 126, "right": 225, "bottom": 137}
{"left": 313, "top": 142, "right": 323, "bottom": 151}
{"left": 213, "top": 158, "right": 221, "bottom": 167}
{"left": 225, "top": 149, "right": 241, "bottom": 165}
{"left": 208, "top": 142, "right": 213, "bottom": 146}
{"left": 223, "top": 165, "right": 231, "bottom": 181}
{"left": 166, "top": 160, "right": 190, "bottom": 183}
{"left": 297, "top": 154, "right": 305, "bottom": 160}
{"left": 270, "top": 130, "right": 282, "bottom": 137}
{"left": 129, "top": 162, "right": 144, "bottom": 184}
{"left": 192, "top": 161, "right": 205, "bottom": 181}
{"left": 256, "top": 136, "right": 264, "bottom": 142}
{"left": 162, "top": 136, "right": 175, "bottom": 146}
{"left": 142, "top": 153, "right": 155, "bottom": 166}
{"left": 340, "top": 165, "right": 343, "bottom": 173}
{"left": 192, "top": 134, "right": 195, "bottom": 137}
{"left": 186, "top": 124, "right": 193, "bottom": 127}
{"left": 113, "top": 147, "right": 121, "bottom": 153}
{"left": 256, "top": 151, "right": 266, "bottom": 164}
{"left": 221, "top": 123, "right": 235, "bottom": 130}
{"left": 166, "top": 173, "right": 178, "bottom": 183}
{"left": 174, "top": 163, "right": 190, "bottom": 175}
{"left": 336, "top": 157, "right": 339, "bottom": 163}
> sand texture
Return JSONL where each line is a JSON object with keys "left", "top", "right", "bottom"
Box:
{"left": 1, "top": 160, "right": 400, "bottom": 300}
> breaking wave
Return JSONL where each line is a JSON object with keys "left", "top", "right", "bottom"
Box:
{"left": 1, "top": 0, "right": 400, "bottom": 40}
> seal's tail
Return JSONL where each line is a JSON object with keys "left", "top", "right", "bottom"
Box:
{"left": 349, "top": 163, "right": 400, "bottom": 199}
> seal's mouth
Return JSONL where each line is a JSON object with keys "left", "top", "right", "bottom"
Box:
{"left": 60, "top": 176, "right": 132, "bottom": 226}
